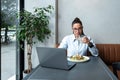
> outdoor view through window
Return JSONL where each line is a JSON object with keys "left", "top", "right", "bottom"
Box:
{"left": 1, "top": 0, "right": 18, "bottom": 80}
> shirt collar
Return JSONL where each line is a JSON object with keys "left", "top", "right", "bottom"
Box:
{"left": 71, "top": 34, "right": 76, "bottom": 42}
{"left": 72, "top": 34, "right": 85, "bottom": 42}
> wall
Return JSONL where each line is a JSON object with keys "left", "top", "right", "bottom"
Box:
{"left": 58, "top": 0, "right": 120, "bottom": 44}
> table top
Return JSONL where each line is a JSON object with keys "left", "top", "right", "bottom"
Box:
{"left": 23, "top": 56, "right": 118, "bottom": 80}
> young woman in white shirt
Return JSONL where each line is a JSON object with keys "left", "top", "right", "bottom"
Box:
{"left": 58, "top": 17, "right": 99, "bottom": 57}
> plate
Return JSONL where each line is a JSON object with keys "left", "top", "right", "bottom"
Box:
{"left": 67, "top": 56, "right": 90, "bottom": 62}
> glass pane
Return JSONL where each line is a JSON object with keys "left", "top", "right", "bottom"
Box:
{"left": 1, "top": 0, "right": 18, "bottom": 79}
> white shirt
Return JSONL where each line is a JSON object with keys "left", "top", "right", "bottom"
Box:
{"left": 58, "top": 34, "right": 99, "bottom": 57}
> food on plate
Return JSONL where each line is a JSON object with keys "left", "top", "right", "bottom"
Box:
{"left": 70, "top": 54, "right": 84, "bottom": 60}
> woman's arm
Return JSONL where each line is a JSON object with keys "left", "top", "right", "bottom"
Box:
{"left": 58, "top": 36, "right": 68, "bottom": 49}
{"left": 82, "top": 36, "right": 99, "bottom": 56}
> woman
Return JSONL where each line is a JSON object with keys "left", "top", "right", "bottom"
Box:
{"left": 58, "top": 17, "right": 99, "bottom": 57}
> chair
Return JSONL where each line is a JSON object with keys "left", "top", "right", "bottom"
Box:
{"left": 112, "top": 62, "right": 120, "bottom": 78}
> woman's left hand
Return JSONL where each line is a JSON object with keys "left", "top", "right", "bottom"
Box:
{"left": 81, "top": 36, "right": 90, "bottom": 44}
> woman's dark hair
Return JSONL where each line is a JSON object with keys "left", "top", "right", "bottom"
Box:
{"left": 72, "top": 17, "right": 83, "bottom": 26}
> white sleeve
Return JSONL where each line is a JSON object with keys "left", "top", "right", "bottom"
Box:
{"left": 58, "top": 36, "right": 68, "bottom": 49}
{"left": 87, "top": 36, "right": 99, "bottom": 56}
{"left": 89, "top": 46, "right": 99, "bottom": 56}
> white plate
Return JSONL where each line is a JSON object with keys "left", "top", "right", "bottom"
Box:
{"left": 67, "top": 56, "right": 90, "bottom": 62}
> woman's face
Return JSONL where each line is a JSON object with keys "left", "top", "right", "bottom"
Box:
{"left": 72, "top": 23, "right": 83, "bottom": 38}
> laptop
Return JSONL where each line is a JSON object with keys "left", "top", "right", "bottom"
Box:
{"left": 36, "top": 47, "right": 76, "bottom": 70}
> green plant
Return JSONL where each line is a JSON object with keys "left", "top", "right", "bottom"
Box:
{"left": 17, "top": 5, "right": 54, "bottom": 73}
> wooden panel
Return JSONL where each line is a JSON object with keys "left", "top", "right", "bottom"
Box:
{"left": 96, "top": 44, "right": 120, "bottom": 65}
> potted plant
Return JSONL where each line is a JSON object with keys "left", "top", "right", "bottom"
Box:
{"left": 17, "top": 5, "right": 54, "bottom": 73}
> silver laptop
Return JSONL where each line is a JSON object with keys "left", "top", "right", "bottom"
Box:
{"left": 36, "top": 47, "right": 76, "bottom": 70}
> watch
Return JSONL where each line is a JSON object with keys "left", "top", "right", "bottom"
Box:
{"left": 88, "top": 42, "right": 94, "bottom": 48}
